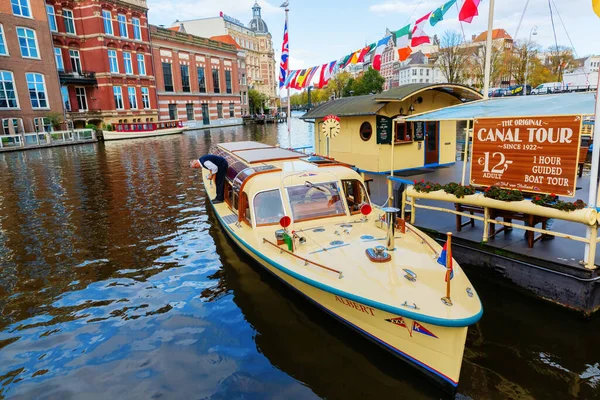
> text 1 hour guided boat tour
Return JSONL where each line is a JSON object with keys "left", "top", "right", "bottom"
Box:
{"left": 195, "top": 141, "right": 482, "bottom": 393}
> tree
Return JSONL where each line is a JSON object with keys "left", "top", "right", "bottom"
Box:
{"left": 353, "top": 67, "right": 385, "bottom": 95}
{"left": 546, "top": 45, "right": 574, "bottom": 83}
{"left": 248, "top": 89, "right": 268, "bottom": 113}
{"left": 326, "top": 71, "right": 352, "bottom": 99}
{"left": 437, "top": 30, "right": 469, "bottom": 84}
{"left": 467, "top": 43, "right": 506, "bottom": 89}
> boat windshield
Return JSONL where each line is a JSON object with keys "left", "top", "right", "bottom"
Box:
{"left": 286, "top": 181, "right": 346, "bottom": 222}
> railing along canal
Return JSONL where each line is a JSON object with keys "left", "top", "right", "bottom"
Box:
{"left": 0, "top": 129, "right": 96, "bottom": 150}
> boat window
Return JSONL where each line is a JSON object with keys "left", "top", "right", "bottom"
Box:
{"left": 241, "top": 192, "right": 251, "bottom": 225}
{"left": 253, "top": 189, "right": 285, "bottom": 226}
{"left": 359, "top": 121, "right": 372, "bottom": 141}
{"left": 341, "top": 179, "right": 370, "bottom": 214}
{"left": 286, "top": 181, "right": 346, "bottom": 222}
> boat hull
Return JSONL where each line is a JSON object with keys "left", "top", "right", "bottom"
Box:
{"left": 102, "top": 127, "right": 185, "bottom": 141}
{"left": 212, "top": 205, "right": 466, "bottom": 393}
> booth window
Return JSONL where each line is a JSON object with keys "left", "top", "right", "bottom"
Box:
{"left": 359, "top": 121, "right": 372, "bottom": 141}
{"left": 395, "top": 122, "right": 412, "bottom": 142}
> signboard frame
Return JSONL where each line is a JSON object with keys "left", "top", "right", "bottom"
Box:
{"left": 469, "top": 115, "right": 583, "bottom": 197}
{"left": 376, "top": 115, "right": 393, "bottom": 144}
{"left": 413, "top": 122, "right": 425, "bottom": 141}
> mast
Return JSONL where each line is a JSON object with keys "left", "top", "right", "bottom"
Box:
{"left": 482, "top": 0, "right": 495, "bottom": 99}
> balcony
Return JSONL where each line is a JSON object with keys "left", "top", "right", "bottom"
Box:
{"left": 59, "top": 70, "right": 98, "bottom": 86}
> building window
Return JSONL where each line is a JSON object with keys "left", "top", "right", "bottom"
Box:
{"left": 69, "top": 50, "right": 81, "bottom": 73}
{"left": 359, "top": 121, "right": 372, "bottom": 141}
{"left": 47, "top": 5, "right": 57, "bottom": 32}
{"left": 186, "top": 103, "right": 194, "bottom": 120}
{"left": 16, "top": 27, "right": 39, "bottom": 59}
{"left": 137, "top": 54, "right": 146, "bottom": 76}
{"left": 75, "top": 87, "right": 87, "bottom": 111}
{"left": 26, "top": 73, "right": 48, "bottom": 109}
{"left": 412, "top": 69, "right": 417, "bottom": 76}
{"left": 123, "top": 52, "right": 133, "bottom": 74}
{"left": 168, "top": 104, "right": 177, "bottom": 120}
{"left": 0, "top": 25, "right": 6, "bottom": 56}
{"left": 11, "top": 0, "right": 31, "bottom": 18}
{"left": 212, "top": 68, "right": 220, "bottom": 93}
{"left": 0, "top": 71, "right": 18, "bottom": 109}
{"left": 225, "top": 70, "right": 232, "bottom": 94}
{"left": 217, "top": 103, "right": 223, "bottom": 118}
{"left": 132, "top": 18, "right": 141, "bottom": 40}
{"left": 54, "top": 47, "right": 64, "bottom": 71}
{"left": 180, "top": 65, "right": 190, "bottom": 92}
{"left": 162, "top": 62, "right": 173, "bottom": 92}
{"left": 197, "top": 67, "right": 206, "bottom": 93}
{"left": 33, "top": 117, "right": 52, "bottom": 132}
{"left": 141, "top": 87, "right": 150, "bottom": 109}
{"left": 102, "top": 10, "right": 113, "bottom": 35}
{"left": 229, "top": 102, "right": 234, "bottom": 117}
{"left": 426, "top": 69, "right": 430, "bottom": 76}
{"left": 63, "top": 9, "right": 75, "bottom": 34}
{"left": 2, "top": 118, "right": 24, "bottom": 135}
{"left": 61, "top": 86, "right": 70, "bottom": 111}
{"left": 108, "top": 49, "right": 118, "bottom": 73}
{"left": 128, "top": 87, "right": 137, "bottom": 109}
{"left": 113, "top": 86, "right": 123, "bottom": 109}
{"left": 117, "top": 14, "right": 127, "bottom": 38}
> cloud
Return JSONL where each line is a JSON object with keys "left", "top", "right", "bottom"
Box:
{"left": 369, "top": 0, "right": 445, "bottom": 15}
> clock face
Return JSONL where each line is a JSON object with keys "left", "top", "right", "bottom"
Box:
{"left": 322, "top": 117, "right": 341, "bottom": 138}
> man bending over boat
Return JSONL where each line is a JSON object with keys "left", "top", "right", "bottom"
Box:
{"left": 190, "top": 155, "right": 228, "bottom": 204}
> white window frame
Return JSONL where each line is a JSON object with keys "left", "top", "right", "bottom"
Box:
{"left": 108, "top": 49, "right": 119, "bottom": 73}
{"left": 11, "top": 0, "right": 32, "bottom": 18}
{"left": 141, "top": 87, "right": 150, "bottom": 109}
{"left": 0, "top": 24, "right": 8, "bottom": 56}
{"left": 75, "top": 87, "right": 88, "bottom": 111}
{"left": 26, "top": 73, "right": 49, "bottom": 109}
{"left": 46, "top": 5, "right": 57, "bottom": 32}
{"left": 113, "top": 86, "right": 124, "bottom": 110}
{"left": 63, "top": 9, "right": 76, "bottom": 34}
{"left": 127, "top": 87, "right": 137, "bottom": 109}
{"left": 117, "top": 14, "right": 127, "bottom": 38}
{"left": 54, "top": 47, "right": 64, "bottom": 71}
{"left": 0, "top": 71, "right": 20, "bottom": 109}
{"left": 136, "top": 53, "right": 146, "bottom": 75}
{"left": 69, "top": 49, "right": 81, "bottom": 74}
{"left": 16, "top": 27, "right": 39, "bottom": 59}
{"left": 132, "top": 17, "right": 141, "bottom": 40}
{"left": 2, "top": 118, "right": 25, "bottom": 135}
{"left": 102, "top": 10, "right": 113, "bottom": 35}
{"left": 123, "top": 52, "right": 133, "bottom": 75}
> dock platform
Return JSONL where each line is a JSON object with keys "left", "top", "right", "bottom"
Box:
{"left": 366, "top": 161, "right": 600, "bottom": 315}
{"left": 0, "top": 129, "right": 97, "bottom": 152}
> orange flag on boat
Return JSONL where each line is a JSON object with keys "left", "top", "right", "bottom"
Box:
{"left": 594, "top": 0, "right": 600, "bottom": 17}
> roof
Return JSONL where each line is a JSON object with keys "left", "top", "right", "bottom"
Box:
{"left": 406, "top": 51, "right": 428, "bottom": 66}
{"left": 210, "top": 34, "right": 241, "bottom": 49}
{"left": 301, "top": 84, "right": 483, "bottom": 120}
{"left": 405, "top": 92, "right": 597, "bottom": 121}
{"left": 473, "top": 28, "right": 512, "bottom": 42}
{"left": 300, "top": 95, "right": 385, "bottom": 120}
{"left": 168, "top": 24, "right": 186, "bottom": 33}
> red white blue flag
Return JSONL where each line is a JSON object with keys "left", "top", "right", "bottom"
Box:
{"left": 412, "top": 322, "right": 438, "bottom": 338}
{"left": 279, "top": 21, "right": 289, "bottom": 88}
{"left": 437, "top": 242, "right": 454, "bottom": 281}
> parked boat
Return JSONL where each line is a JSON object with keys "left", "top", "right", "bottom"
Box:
{"left": 200, "top": 141, "right": 482, "bottom": 393}
{"left": 102, "top": 120, "right": 184, "bottom": 141}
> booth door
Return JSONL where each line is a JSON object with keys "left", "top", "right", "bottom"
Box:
{"left": 425, "top": 121, "right": 439, "bottom": 164}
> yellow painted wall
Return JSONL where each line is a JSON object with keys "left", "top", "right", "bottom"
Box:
{"left": 313, "top": 89, "right": 467, "bottom": 172}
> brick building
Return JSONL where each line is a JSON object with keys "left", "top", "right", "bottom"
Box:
{"left": 1, "top": 0, "right": 64, "bottom": 134}
{"left": 47, "top": 0, "right": 158, "bottom": 128}
{"left": 150, "top": 25, "right": 242, "bottom": 127}
{"left": 380, "top": 34, "right": 396, "bottom": 91}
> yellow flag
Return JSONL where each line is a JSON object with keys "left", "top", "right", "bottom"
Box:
{"left": 594, "top": 0, "right": 600, "bottom": 17}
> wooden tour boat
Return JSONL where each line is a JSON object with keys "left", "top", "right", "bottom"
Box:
{"left": 200, "top": 141, "right": 482, "bottom": 393}
{"left": 102, "top": 120, "right": 185, "bottom": 141}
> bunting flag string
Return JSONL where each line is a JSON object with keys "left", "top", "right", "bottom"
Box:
{"left": 280, "top": 0, "right": 482, "bottom": 90}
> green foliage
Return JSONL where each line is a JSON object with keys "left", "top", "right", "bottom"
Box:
{"left": 85, "top": 123, "right": 97, "bottom": 130}
{"left": 343, "top": 68, "right": 385, "bottom": 97}
{"left": 483, "top": 186, "right": 524, "bottom": 201}
{"left": 443, "top": 182, "right": 477, "bottom": 198}
{"left": 102, "top": 122, "right": 113, "bottom": 131}
{"left": 412, "top": 180, "right": 443, "bottom": 193}
{"left": 248, "top": 89, "right": 268, "bottom": 114}
{"left": 46, "top": 112, "right": 63, "bottom": 129}
{"left": 531, "top": 193, "right": 586, "bottom": 211}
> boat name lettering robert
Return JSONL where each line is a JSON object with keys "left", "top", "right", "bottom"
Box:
{"left": 335, "top": 296, "right": 375, "bottom": 316}
{"left": 477, "top": 127, "right": 573, "bottom": 144}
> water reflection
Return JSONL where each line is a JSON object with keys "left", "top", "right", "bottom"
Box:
{"left": 0, "top": 114, "right": 599, "bottom": 399}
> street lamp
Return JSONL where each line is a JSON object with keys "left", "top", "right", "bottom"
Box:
{"left": 524, "top": 26, "right": 538, "bottom": 96}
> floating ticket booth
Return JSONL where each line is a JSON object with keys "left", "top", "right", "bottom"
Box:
{"left": 300, "top": 84, "right": 483, "bottom": 173}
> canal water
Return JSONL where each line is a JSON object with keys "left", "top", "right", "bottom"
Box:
{"left": 1, "top": 114, "right": 600, "bottom": 399}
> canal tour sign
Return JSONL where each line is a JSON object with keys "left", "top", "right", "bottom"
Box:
{"left": 470, "top": 115, "right": 582, "bottom": 197}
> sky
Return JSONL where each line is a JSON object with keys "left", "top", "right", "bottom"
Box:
{"left": 147, "top": 0, "right": 600, "bottom": 72}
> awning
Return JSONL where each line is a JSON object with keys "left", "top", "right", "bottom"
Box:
{"left": 405, "top": 92, "right": 597, "bottom": 121}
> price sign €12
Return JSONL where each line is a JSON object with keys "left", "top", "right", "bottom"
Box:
{"left": 478, "top": 152, "right": 513, "bottom": 173}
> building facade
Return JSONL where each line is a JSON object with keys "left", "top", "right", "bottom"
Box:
{"left": 398, "top": 51, "right": 446, "bottom": 85}
{"left": 47, "top": 0, "right": 158, "bottom": 128}
{"left": 150, "top": 25, "right": 241, "bottom": 127}
{"left": 1, "top": 0, "right": 64, "bottom": 134}
{"left": 173, "top": 2, "right": 277, "bottom": 107}
{"left": 381, "top": 34, "right": 396, "bottom": 91}
{"left": 563, "top": 55, "right": 600, "bottom": 88}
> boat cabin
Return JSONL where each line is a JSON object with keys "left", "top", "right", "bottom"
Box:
{"left": 211, "top": 141, "right": 371, "bottom": 227}
{"left": 300, "top": 83, "right": 483, "bottom": 174}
